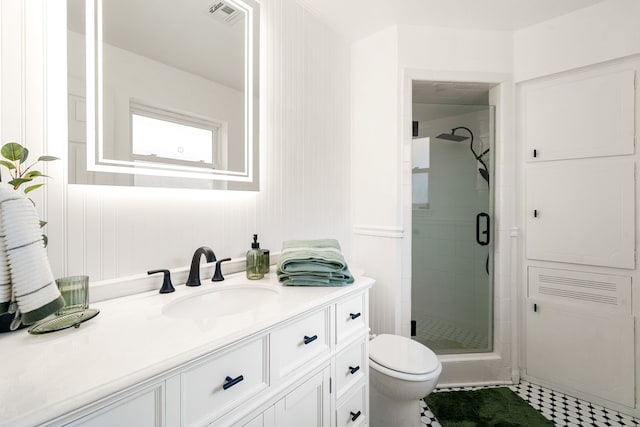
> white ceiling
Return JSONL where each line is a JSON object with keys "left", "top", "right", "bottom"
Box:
{"left": 297, "top": 0, "right": 607, "bottom": 41}
{"left": 413, "top": 81, "right": 494, "bottom": 105}
{"left": 68, "top": 0, "right": 246, "bottom": 92}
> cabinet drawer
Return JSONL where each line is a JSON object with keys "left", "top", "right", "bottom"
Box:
{"left": 336, "top": 381, "right": 367, "bottom": 427}
{"left": 336, "top": 293, "right": 366, "bottom": 344}
{"left": 335, "top": 338, "right": 366, "bottom": 399}
{"left": 181, "top": 338, "right": 268, "bottom": 426}
{"left": 68, "top": 384, "right": 163, "bottom": 427}
{"left": 271, "top": 309, "right": 330, "bottom": 381}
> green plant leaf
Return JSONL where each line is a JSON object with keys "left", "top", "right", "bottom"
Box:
{"left": 24, "top": 170, "right": 46, "bottom": 178}
{"left": 19, "top": 147, "right": 29, "bottom": 164}
{"left": 0, "top": 160, "right": 16, "bottom": 170}
{"left": 8, "top": 177, "right": 33, "bottom": 188}
{"left": 1, "top": 142, "right": 24, "bottom": 162}
{"left": 39, "top": 220, "right": 48, "bottom": 228}
{"left": 42, "top": 234, "right": 48, "bottom": 248}
{"left": 37, "top": 155, "right": 59, "bottom": 162}
{"left": 24, "top": 183, "right": 44, "bottom": 194}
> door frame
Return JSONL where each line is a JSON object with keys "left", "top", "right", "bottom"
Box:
{"left": 400, "top": 68, "right": 517, "bottom": 385}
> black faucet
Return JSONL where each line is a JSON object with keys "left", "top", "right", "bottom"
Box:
{"left": 186, "top": 246, "right": 216, "bottom": 287}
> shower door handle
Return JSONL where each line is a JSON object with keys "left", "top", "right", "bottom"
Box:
{"left": 476, "top": 213, "right": 490, "bottom": 246}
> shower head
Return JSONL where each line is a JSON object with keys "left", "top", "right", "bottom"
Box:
{"left": 435, "top": 132, "right": 469, "bottom": 142}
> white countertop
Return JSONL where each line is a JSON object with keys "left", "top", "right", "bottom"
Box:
{"left": 0, "top": 271, "right": 373, "bottom": 427}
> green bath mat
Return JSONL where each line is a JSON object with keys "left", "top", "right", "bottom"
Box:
{"left": 425, "top": 387, "right": 554, "bottom": 427}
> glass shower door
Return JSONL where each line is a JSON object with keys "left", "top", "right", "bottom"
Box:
{"left": 411, "top": 104, "right": 494, "bottom": 354}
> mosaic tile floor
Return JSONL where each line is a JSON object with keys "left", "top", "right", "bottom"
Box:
{"left": 412, "top": 316, "right": 489, "bottom": 354}
{"left": 420, "top": 381, "right": 640, "bottom": 427}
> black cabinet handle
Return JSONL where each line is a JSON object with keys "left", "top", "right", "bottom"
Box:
{"left": 350, "top": 411, "right": 362, "bottom": 422}
{"left": 533, "top": 149, "right": 538, "bottom": 158}
{"left": 303, "top": 335, "right": 318, "bottom": 345}
{"left": 349, "top": 365, "right": 360, "bottom": 375}
{"left": 475, "top": 212, "right": 490, "bottom": 246}
{"left": 223, "top": 375, "right": 244, "bottom": 390}
{"left": 349, "top": 312, "right": 361, "bottom": 320}
{"left": 533, "top": 209, "right": 538, "bottom": 218}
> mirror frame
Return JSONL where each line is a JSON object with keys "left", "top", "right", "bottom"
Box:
{"left": 83, "top": 0, "right": 259, "bottom": 184}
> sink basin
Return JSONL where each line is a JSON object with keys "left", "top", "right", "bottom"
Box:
{"left": 162, "top": 285, "right": 281, "bottom": 320}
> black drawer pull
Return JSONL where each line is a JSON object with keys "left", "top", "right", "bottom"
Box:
{"left": 349, "top": 365, "right": 360, "bottom": 375}
{"left": 350, "top": 411, "right": 362, "bottom": 422}
{"left": 303, "top": 335, "right": 318, "bottom": 345}
{"left": 222, "top": 375, "right": 244, "bottom": 390}
{"left": 349, "top": 312, "right": 361, "bottom": 320}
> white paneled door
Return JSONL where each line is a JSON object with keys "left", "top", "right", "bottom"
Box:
{"left": 526, "top": 157, "right": 635, "bottom": 269}
{"left": 523, "top": 68, "right": 635, "bottom": 162}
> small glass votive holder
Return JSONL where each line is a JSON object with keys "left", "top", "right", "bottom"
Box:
{"left": 259, "top": 249, "right": 270, "bottom": 274}
{"left": 56, "top": 275, "right": 90, "bottom": 315}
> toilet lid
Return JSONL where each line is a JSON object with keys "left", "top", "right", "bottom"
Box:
{"left": 369, "top": 334, "right": 440, "bottom": 375}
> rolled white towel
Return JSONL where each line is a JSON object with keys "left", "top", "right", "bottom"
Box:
{"left": 0, "top": 184, "right": 64, "bottom": 326}
{"left": 0, "top": 211, "right": 9, "bottom": 313}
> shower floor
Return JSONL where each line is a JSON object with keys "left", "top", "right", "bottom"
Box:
{"left": 412, "top": 315, "right": 490, "bottom": 354}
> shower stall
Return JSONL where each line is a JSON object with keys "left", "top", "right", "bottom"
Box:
{"left": 411, "top": 102, "right": 495, "bottom": 355}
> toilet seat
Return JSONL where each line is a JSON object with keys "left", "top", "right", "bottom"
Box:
{"left": 369, "top": 334, "right": 441, "bottom": 381}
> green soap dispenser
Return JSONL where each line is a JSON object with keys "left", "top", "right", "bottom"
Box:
{"left": 246, "top": 234, "right": 264, "bottom": 280}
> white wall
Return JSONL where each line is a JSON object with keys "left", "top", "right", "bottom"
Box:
{"left": 0, "top": 0, "right": 51, "bottom": 227}
{"left": 351, "top": 26, "right": 400, "bottom": 228}
{"left": 398, "top": 25, "right": 513, "bottom": 72}
{"left": 1, "top": 0, "right": 352, "bottom": 290}
{"left": 351, "top": 23, "right": 513, "bottom": 328}
{"left": 350, "top": 26, "right": 403, "bottom": 335}
{"left": 351, "top": 22, "right": 515, "bottom": 384}
{"left": 514, "top": 0, "right": 640, "bottom": 82}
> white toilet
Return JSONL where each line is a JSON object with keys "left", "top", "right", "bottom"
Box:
{"left": 369, "top": 334, "right": 442, "bottom": 427}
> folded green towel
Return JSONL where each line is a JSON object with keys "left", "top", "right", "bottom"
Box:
{"left": 277, "top": 239, "right": 354, "bottom": 286}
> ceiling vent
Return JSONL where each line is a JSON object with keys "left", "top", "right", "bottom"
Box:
{"left": 208, "top": 1, "right": 242, "bottom": 26}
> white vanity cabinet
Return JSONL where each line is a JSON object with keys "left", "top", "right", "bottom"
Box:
{"left": 45, "top": 284, "right": 371, "bottom": 427}
{"left": 228, "top": 292, "right": 369, "bottom": 427}
{"left": 65, "top": 383, "right": 165, "bottom": 427}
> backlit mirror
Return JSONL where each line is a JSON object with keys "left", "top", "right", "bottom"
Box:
{"left": 67, "top": 0, "right": 259, "bottom": 190}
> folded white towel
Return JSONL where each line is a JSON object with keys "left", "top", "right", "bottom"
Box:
{"left": 0, "top": 183, "right": 63, "bottom": 328}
